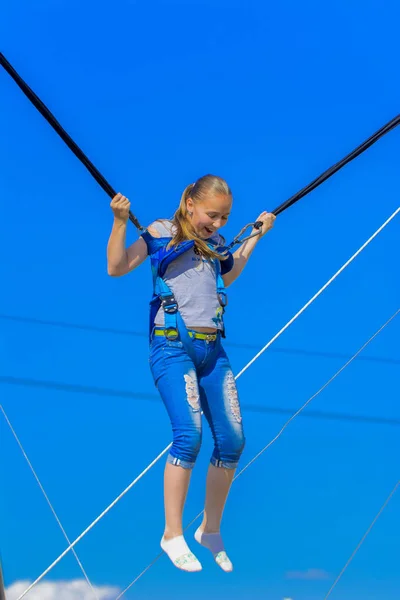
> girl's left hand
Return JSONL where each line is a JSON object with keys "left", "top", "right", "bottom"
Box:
{"left": 253, "top": 211, "right": 276, "bottom": 237}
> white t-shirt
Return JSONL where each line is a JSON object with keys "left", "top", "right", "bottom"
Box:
{"left": 147, "top": 220, "right": 227, "bottom": 331}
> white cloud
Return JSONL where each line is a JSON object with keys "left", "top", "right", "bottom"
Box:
{"left": 6, "top": 580, "right": 120, "bottom": 600}
{"left": 285, "top": 568, "right": 330, "bottom": 580}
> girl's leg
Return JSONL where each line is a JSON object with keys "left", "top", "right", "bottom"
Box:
{"left": 196, "top": 344, "right": 245, "bottom": 571}
{"left": 199, "top": 463, "right": 235, "bottom": 534}
{"left": 194, "top": 463, "right": 236, "bottom": 572}
{"left": 149, "top": 336, "right": 203, "bottom": 571}
{"left": 161, "top": 462, "right": 202, "bottom": 572}
{"left": 163, "top": 462, "right": 192, "bottom": 539}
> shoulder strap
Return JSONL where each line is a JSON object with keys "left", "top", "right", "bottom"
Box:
{"left": 147, "top": 236, "right": 228, "bottom": 342}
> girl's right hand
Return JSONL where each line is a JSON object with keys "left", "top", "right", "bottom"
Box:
{"left": 110, "top": 193, "right": 131, "bottom": 223}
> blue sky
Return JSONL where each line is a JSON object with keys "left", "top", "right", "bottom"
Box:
{"left": 1, "top": 0, "right": 399, "bottom": 599}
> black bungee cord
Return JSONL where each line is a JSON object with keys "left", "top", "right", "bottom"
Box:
{"left": 1, "top": 52, "right": 399, "bottom": 240}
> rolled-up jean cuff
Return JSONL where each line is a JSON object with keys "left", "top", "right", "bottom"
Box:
{"left": 210, "top": 457, "right": 238, "bottom": 470}
{"left": 167, "top": 453, "right": 195, "bottom": 470}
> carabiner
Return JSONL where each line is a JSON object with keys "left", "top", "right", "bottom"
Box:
{"left": 231, "top": 221, "right": 263, "bottom": 246}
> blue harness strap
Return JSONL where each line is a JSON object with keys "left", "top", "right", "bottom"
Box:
{"left": 142, "top": 230, "right": 231, "bottom": 359}
{"left": 155, "top": 273, "right": 197, "bottom": 362}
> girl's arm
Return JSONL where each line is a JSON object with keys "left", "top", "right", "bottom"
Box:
{"left": 107, "top": 193, "right": 150, "bottom": 276}
{"left": 107, "top": 220, "right": 149, "bottom": 276}
{"left": 222, "top": 211, "right": 275, "bottom": 287}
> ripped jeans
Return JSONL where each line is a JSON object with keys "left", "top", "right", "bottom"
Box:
{"left": 149, "top": 330, "right": 245, "bottom": 470}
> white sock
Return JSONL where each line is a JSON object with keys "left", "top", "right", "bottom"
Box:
{"left": 194, "top": 527, "right": 233, "bottom": 572}
{"left": 160, "top": 535, "right": 202, "bottom": 572}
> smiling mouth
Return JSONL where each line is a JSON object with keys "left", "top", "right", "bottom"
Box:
{"left": 204, "top": 227, "right": 214, "bottom": 234}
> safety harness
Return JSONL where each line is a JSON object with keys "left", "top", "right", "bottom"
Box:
{"left": 140, "top": 232, "right": 230, "bottom": 360}
{"left": 141, "top": 222, "right": 263, "bottom": 360}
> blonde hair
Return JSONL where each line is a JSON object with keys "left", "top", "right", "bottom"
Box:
{"left": 168, "top": 174, "right": 232, "bottom": 261}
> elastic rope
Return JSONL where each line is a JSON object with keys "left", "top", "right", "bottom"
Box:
{"left": 0, "top": 405, "right": 99, "bottom": 600}
{"left": 272, "top": 115, "right": 400, "bottom": 215}
{"left": 1, "top": 52, "right": 398, "bottom": 225}
{"left": 116, "top": 308, "right": 399, "bottom": 599}
{"left": 16, "top": 207, "right": 399, "bottom": 600}
{"left": 0, "top": 52, "right": 143, "bottom": 231}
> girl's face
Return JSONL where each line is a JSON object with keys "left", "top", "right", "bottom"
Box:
{"left": 187, "top": 193, "right": 232, "bottom": 239}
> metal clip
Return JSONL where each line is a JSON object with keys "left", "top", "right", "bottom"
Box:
{"left": 218, "top": 292, "right": 228, "bottom": 308}
{"left": 164, "top": 328, "right": 179, "bottom": 340}
{"left": 212, "top": 221, "right": 263, "bottom": 256}
{"left": 161, "top": 294, "right": 178, "bottom": 314}
{"left": 231, "top": 222, "right": 263, "bottom": 246}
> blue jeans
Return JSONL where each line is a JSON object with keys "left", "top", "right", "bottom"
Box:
{"left": 149, "top": 330, "right": 245, "bottom": 470}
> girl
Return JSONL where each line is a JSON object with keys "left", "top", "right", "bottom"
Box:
{"left": 107, "top": 174, "right": 275, "bottom": 573}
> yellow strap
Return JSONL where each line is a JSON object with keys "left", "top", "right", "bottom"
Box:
{"left": 153, "top": 329, "right": 217, "bottom": 341}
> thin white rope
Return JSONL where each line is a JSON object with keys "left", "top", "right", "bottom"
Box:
{"left": 234, "top": 206, "right": 400, "bottom": 381}
{"left": 16, "top": 446, "right": 172, "bottom": 600}
{"left": 232, "top": 309, "right": 399, "bottom": 479}
{"left": 115, "top": 308, "right": 399, "bottom": 599}
{"left": 323, "top": 479, "right": 400, "bottom": 599}
{"left": 16, "top": 206, "right": 399, "bottom": 600}
{"left": 0, "top": 405, "right": 99, "bottom": 600}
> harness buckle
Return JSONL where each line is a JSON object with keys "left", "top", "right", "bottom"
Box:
{"left": 218, "top": 292, "right": 228, "bottom": 308}
{"left": 161, "top": 294, "right": 178, "bottom": 314}
{"left": 164, "top": 327, "right": 179, "bottom": 340}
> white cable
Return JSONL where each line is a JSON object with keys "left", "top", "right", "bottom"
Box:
{"left": 115, "top": 308, "right": 399, "bottom": 599}
{"left": 0, "top": 405, "right": 99, "bottom": 600}
{"left": 232, "top": 309, "right": 399, "bottom": 479}
{"left": 323, "top": 479, "right": 400, "bottom": 599}
{"left": 16, "top": 206, "right": 399, "bottom": 600}
{"left": 15, "top": 446, "right": 172, "bottom": 599}
{"left": 234, "top": 206, "right": 399, "bottom": 381}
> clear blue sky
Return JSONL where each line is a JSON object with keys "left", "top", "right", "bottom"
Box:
{"left": 1, "top": 1, "right": 399, "bottom": 599}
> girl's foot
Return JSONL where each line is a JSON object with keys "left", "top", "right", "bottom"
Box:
{"left": 194, "top": 527, "right": 233, "bottom": 572}
{"left": 161, "top": 535, "right": 202, "bottom": 572}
